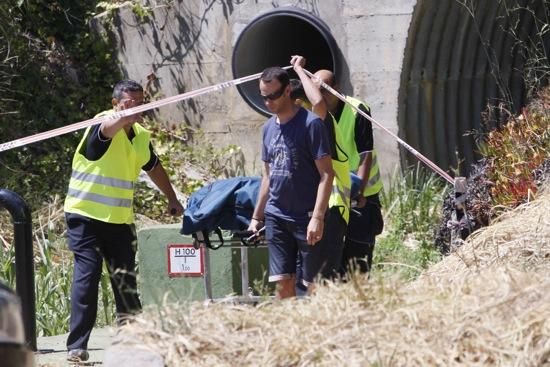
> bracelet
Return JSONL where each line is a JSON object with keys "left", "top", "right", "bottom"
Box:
{"left": 252, "top": 217, "right": 264, "bottom": 222}
{"left": 312, "top": 215, "right": 324, "bottom": 221}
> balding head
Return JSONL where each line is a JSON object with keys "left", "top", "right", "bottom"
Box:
{"left": 313, "top": 69, "right": 339, "bottom": 113}
{"left": 314, "top": 69, "right": 336, "bottom": 88}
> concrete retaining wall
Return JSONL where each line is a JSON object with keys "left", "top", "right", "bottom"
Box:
{"left": 91, "top": 0, "right": 545, "bottom": 179}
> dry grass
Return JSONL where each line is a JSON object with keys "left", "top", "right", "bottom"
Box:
{"left": 426, "top": 186, "right": 550, "bottom": 277}
{"left": 117, "top": 185, "right": 550, "bottom": 366}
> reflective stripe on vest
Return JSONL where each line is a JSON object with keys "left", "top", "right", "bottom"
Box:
{"left": 331, "top": 185, "right": 349, "bottom": 201}
{"left": 71, "top": 170, "right": 134, "bottom": 190}
{"left": 64, "top": 113, "right": 151, "bottom": 224}
{"left": 358, "top": 150, "right": 381, "bottom": 186}
{"left": 337, "top": 96, "right": 383, "bottom": 197}
{"left": 362, "top": 150, "right": 383, "bottom": 197}
{"left": 329, "top": 159, "right": 351, "bottom": 224}
{"left": 67, "top": 188, "right": 133, "bottom": 208}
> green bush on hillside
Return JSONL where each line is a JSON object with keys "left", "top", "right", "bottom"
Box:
{"left": 0, "top": 0, "right": 120, "bottom": 207}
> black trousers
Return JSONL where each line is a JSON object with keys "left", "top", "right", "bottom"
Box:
{"left": 342, "top": 194, "right": 384, "bottom": 274}
{"left": 317, "top": 206, "right": 347, "bottom": 279}
{"left": 65, "top": 213, "right": 141, "bottom": 351}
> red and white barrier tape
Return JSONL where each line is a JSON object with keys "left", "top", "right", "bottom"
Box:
{"left": 1, "top": 65, "right": 454, "bottom": 185}
{"left": 0, "top": 66, "right": 292, "bottom": 153}
{"left": 302, "top": 69, "right": 455, "bottom": 185}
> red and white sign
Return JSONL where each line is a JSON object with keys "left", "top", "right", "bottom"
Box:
{"left": 167, "top": 244, "right": 204, "bottom": 277}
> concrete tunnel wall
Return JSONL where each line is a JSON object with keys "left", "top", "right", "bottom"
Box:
{"left": 90, "top": 0, "right": 548, "bottom": 182}
{"left": 91, "top": 0, "right": 413, "bottom": 182}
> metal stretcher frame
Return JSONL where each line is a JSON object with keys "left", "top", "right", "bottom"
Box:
{"left": 192, "top": 227, "right": 267, "bottom": 302}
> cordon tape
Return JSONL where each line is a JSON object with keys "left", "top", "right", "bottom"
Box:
{"left": 0, "top": 65, "right": 454, "bottom": 185}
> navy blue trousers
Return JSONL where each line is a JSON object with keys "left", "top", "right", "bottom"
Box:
{"left": 295, "top": 207, "right": 347, "bottom": 296}
{"left": 65, "top": 213, "right": 141, "bottom": 351}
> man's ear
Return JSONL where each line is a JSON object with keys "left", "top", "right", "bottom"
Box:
{"left": 285, "top": 85, "right": 291, "bottom": 96}
{"left": 111, "top": 98, "right": 118, "bottom": 108}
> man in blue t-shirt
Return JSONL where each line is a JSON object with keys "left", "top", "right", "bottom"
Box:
{"left": 248, "top": 66, "right": 334, "bottom": 299}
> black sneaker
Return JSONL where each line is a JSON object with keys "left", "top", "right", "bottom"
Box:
{"left": 67, "top": 349, "right": 89, "bottom": 362}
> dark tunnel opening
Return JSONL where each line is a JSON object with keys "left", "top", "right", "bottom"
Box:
{"left": 232, "top": 7, "right": 340, "bottom": 116}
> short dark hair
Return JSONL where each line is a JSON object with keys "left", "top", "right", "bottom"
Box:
{"left": 289, "top": 79, "right": 306, "bottom": 101}
{"left": 112, "top": 80, "right": 143, "bottom": 100}
{"left": 260, "top": 67, "right": 290, "bottom": 89}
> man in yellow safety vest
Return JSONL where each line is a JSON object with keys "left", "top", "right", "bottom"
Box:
{"left": 64, "top": 80, "right": 183, "bottom": 363}
{"left": 314, "top": 70, "right": 384, "bottom": 275}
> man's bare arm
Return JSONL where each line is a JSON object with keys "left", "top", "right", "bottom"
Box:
{"left": 146, "top": 162, "right": 184, "bottom": 216}
{"left": 291, "top": 55, "right": 328, "bottom": 120}
{"left": 307, "top": 155, "right": 334, "bottom": 245}
{"left": 248, "top": 162, "right": 271, "bottom": 231}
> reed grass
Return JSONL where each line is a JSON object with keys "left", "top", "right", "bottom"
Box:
{"left": 376, "top": 165, "right": 450, "bottom": 280}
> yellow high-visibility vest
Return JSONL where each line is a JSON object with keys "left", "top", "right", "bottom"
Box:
{"left": 337, "top": 96, "right": 383, "bottom": 197}
{"left": 328, "top": 114, "right": 352, "bottom": 223}
{"left": 64, "top": 111, "right": 151, "bottom": 224}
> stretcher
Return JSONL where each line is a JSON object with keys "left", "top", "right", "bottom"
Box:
{"left": 181, "top": 176, "right": 269, "bottom": 303}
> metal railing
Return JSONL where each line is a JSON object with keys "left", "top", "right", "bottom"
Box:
{"left": 0, "top": 189, "right": 37, "bottom": 351}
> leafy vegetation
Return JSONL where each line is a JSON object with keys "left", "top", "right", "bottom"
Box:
{"left": 435, "top": 86, "right": 549, "bottom": 253}
{"left": 95, "top": 1, "right": 152, "bottom": 25}
{"left": 479, "top": 87, "right": 550, "bottom": 208}
{"left": 0, "top": 0, "right": 121, "bottom": 207}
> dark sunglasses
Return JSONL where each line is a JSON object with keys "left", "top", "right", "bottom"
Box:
{"left": 260, "top": 85, "right": 287, "bottom": 101}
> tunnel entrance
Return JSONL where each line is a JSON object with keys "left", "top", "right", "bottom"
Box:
{"left": 232, "top": 7, "right": 340, "bottom": 116}
{"left": 399, "top": 0, "right": 550, "bottom": 175}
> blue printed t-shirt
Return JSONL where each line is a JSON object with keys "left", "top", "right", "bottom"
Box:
{"left": 261, "top": 107, "right": 331, "bottom": 223}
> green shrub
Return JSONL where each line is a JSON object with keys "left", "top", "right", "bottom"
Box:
{"left": 0, "top": 0, "right": 121, "bottom": 208}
